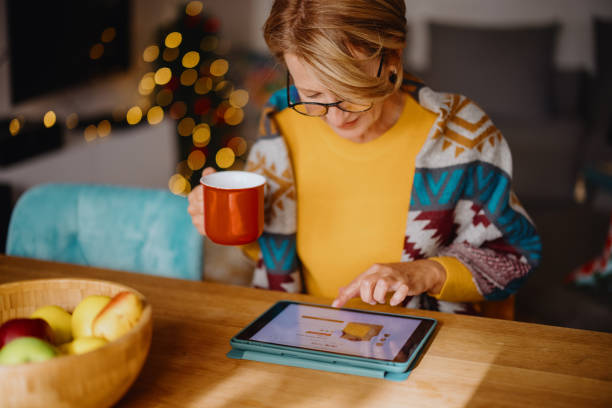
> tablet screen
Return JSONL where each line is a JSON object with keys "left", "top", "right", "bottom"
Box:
{"left": 237, "top": 302, "right": 435, "bottom": 363}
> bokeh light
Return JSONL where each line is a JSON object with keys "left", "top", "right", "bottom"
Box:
{"left": 215, "top": 80, "right": 233, "bottom": 98}
{"left": 224, "top": 107, "right": 244, "bottom": 126}
{"left": 194, "top": 77, "right": 212, "bottom": 95}
{"left": 143, "top": 45, "right": 160, "bottom": 62}
{"left": 228, "top": 136, "right": 247, "bottom": 156}
{"left": 43, "top": 111, "right": 56, "bottom": 128}
{"left": 185, "top": 1, "right": 203, "bottom": 16}
{"left": 165, "top": 32, "right": 183, "bottom": 48}
{"left": 84, "top": 125, "right": 97, "bottom": 142}
{"left": 66, "top": 113, "right": 79, "bottom": 130}
{"left": 98, "top": 120, "right": 111, "bottom": 137}
{"left": 154, "top": 67, "right": 172, "bottom": 85}
{"left": 216, "top": 147, "right": 235, "bottom": 168}
{"left": 90, "top": 43, "right": 104, "bottom": 60}
{"left": 229, "top": 89, "right": 249, "bottom": 108}
{"left": 156, "top": 89, "right": 174, "bottom": 106}
{"left": 139, "top": 72, "right": 156, "bottom": 95}
{"left": 163, "top": 47, "right": 180, "bottom": 62}
{"left": 147, "top": 106, "right": 164, "bottom": 125}
{"left": 169, "top": 101, "right": 188, "bottom": 119}
{"left": 182, "top": 51, "right": 200, "bottom": 69}
{"left": 187, "top": 150, "right": 206, "bottom": 170}
{"left": 101, "top": 27, "right": 116, "bottom": 43}
{"left": 168, "top": 174, "right": 189, "bottom": 195}
{"left": 9, "top": 118, "right": 20, "bottom": 136}
{"left": 177, "top": 117, "right": 195, "bottom": 136}
{"left": 180, "top": 69, "right": 198, "bottom": 86}
{"left": 192, "top": 123, "right": 211, "bottom": 147}
{"left": 200, "top": 36, "right": 218, "bottom": 52}
{"left": 126, "top": 106, "right": 143, "bottom": 125}
{"left": 209, "top": 59, "right": 228, "bottom": 77}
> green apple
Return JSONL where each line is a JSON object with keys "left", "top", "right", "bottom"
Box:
{"left": 31, "top": 305, "right": 73, "bottom": 345}
{"left": 0, "top": 337, "right": 57, "bottom": 365}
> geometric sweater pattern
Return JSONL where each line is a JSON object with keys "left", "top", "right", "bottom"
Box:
{"left": 245, "top": 74, "right": 542, "bottom": 314}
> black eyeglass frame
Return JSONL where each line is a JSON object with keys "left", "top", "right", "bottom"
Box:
{"left": 286, "top": 54, "right": 385, "bottom": 117}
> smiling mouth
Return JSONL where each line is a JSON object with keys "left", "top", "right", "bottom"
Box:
{"left": 337, "top": 118, "right": 359, "bottom": 129}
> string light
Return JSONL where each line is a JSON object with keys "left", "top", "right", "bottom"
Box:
{"left": 192, "top": 123, "right": 211, "bottom": 147}
{"left": 228, "top": 136, "right": 247, "bottom": 156}
{"left": 9, "top": 118, "right": 20, "bottom": 136}
{"left": 229, "top": 89, "right": 249, "bottom": 108}
{"left": 98, "top": 120, "right": 111, "bottom": 137}
{"left": 126, "top": 106, "right": 143, "bottom": 125}
{"left": 168, "top": 174, "right": 188, "bottom": 195}
{"left": 84, "top": 125, "right": 97, "bottom": 142}
{"left": 209, "top": 59, "right": 228, "bottom": 77}
{"left": 182, "top": 51, "right": 200, "bottom": 68}
{"left": 185, "top": 1, "right": 203, "bottom": 16}
{"left": 90, "top": 43, "right": 104, "bottom": 60}
{"left": 156, "top": 89, "right": 174, "bottom": 106}
{"left": 43, "top": 111, "right": 56, "bottom": 128}
{"left": 139, "top": 72, "right": 156, "bottom": 95}
{"left": 200, "top": 36, "right": 218, "bottom": 52}
{"left": 101, "top": 27, "right": 116, "bottom": 43}
{"left": 216, "top": 147, "right": 235, "bottom": 168}
{"left": 187, "top": 150, "right": 206, "bottom": 170}
{"left": 147, "top": 106, "right": 164, "bottom": 125}
{"left": 180, "top": 69, "right": 198, "bottom": 86}
{"left": 154, "top": 67, "right": 172, "bottom": 85}
{"left": 194, "top": 77, "right": 212, "bottom": 94}
{"left": 177, "top": 117, "right": 195, "bottom": 136}
{"left": 143, "top": 45, "right": 160, "bottom": 62}
{"left": 165, "top": 32, "right": 183, "bottom": 48}
{"left": 66, "top": 113, "right": 79, "bottom": 130}
{"left": 169, "top": 101, "right": 187, "bottom": 119}
{"left": 163, "top": 47, "right": 180, "bottom": 62}
{"left": 223, "top": 107, "right": 244, "bottom": 126}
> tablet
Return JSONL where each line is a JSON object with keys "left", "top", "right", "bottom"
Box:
{"left": 230, "top": 301, "right": 437, "bottom": 373}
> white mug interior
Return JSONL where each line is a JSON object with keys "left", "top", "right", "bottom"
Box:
{"left": 201, "top": 171, "right": 266, "bottom": 190}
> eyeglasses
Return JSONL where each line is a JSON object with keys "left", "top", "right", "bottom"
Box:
{"left": 286, "top": 55, "right": 385, "bottom": 117}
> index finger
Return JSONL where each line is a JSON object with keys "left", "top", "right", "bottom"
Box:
{"left": 332, "top": 281, "right": 361, "bottom": 308}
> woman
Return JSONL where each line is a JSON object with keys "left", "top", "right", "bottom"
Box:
{"left": 188, "top": 0, "right": 541, "bottom": 316}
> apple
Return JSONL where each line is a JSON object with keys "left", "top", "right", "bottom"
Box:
{"left": 92, "top": 291, "right": 143, "bottom": 341}
{"left": 60, "top": 336, "right": 108, "bottom": 355}
{"left": 0, "top": 336, "right": 57, "bottom": 365}
{"left": 30, "top": 305, "right": 73, "bottom": 345}
{"left": 0, "top": 318, "right": 55, "bottom": 348}
{"left": 72, "top": 295, "right": 111, "bottom": 339}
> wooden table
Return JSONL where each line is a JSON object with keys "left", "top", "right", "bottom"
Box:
{"left": 1, "top": 255, "right": 611, "bottom": 408}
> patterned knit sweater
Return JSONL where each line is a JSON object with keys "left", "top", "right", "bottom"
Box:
{"left": 244, "top": 75, "right": 542, "bottom": 314}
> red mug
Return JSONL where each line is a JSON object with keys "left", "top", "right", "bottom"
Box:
{"left": 200, "top": 171, "right": 266, "bottom": 245}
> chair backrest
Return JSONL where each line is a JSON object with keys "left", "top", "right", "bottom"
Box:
{"left": 6, "top": 183, "right": 203, "bottom": 280}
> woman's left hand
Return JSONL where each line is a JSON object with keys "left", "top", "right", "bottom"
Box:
{"left": 331, "top": 260, "right": 446, "bottom": 308}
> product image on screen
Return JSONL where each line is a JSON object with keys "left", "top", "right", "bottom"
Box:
{"left": 248, "top": 304, "right": 425, "bottom": 362}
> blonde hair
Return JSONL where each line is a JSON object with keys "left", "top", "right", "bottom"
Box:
{"left": 264, "top": 0, "right": 407, "bottom": 103}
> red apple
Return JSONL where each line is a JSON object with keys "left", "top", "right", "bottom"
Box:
{"left": 0, "top": 318, "right": 55, "bottom": 348}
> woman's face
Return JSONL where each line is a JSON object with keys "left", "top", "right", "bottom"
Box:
{"left": 284, "top": 53, "right": 385, "bottom": 143}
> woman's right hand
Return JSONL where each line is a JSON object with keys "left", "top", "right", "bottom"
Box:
{"left": 187, "top": 167, "right": 216, "bottom": 236}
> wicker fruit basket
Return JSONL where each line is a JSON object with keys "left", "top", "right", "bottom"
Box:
{"left": 0, "top": 278, "right": 153, "bottom": 408}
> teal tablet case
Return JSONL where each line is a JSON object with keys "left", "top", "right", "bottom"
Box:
{"left": 227, "top": 301, "right": 436, "bottom": 382}
{"left": 226, "top": 347, "right": 417, "bottom": 381}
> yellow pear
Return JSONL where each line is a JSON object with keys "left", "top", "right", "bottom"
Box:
{"left": 31, "top": 305, "right": 73, "bottom": 345}
{"left": 71, "top": 295, "right": 111, "bottom": 339}
{"left": 60, "top": 337, "right": 108, "bottom": 355}
{"left": 92, "top": 291, "right": 143, "bottom": 341}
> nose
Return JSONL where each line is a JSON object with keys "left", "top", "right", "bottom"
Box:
{"left": 325, "top": 106, "right": 354, "bottom": 127}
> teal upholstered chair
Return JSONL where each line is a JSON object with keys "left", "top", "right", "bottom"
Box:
{"left": 5, "top": 183, "right": 203, "bottom": 280}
